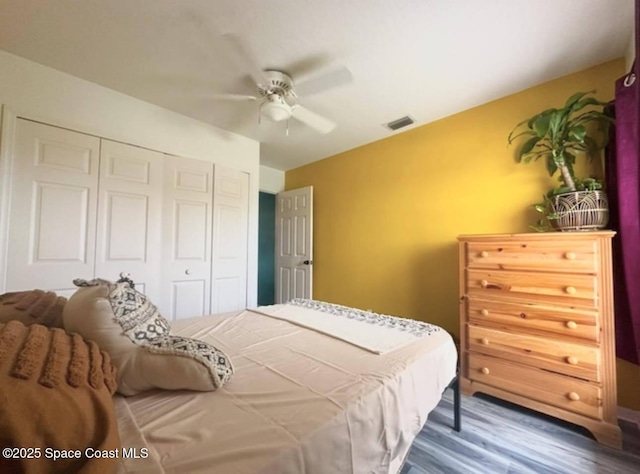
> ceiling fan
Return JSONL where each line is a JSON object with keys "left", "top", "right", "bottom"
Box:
{"left": 213, "top": 34, "right": 353, "bottom": 135}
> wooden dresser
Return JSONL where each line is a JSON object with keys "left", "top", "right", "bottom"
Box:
{"left": 458, "top": 232, "right": 621, "bottom": 448}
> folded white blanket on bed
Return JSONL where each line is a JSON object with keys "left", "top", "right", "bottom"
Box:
{"left": 251, "top": 299, "right": 442, "bottom": 354}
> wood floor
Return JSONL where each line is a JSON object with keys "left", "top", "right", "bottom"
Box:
{"left": 401, "top": 389, "right": 640, "bottom": 474}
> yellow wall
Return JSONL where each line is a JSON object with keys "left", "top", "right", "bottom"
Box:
{"left": 286, "top": 58, "right": 640, "bottom": 410}
{"left": 618, "top": 359, "right": 640, "bottom": 410}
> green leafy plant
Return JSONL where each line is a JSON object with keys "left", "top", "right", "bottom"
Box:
{"left": 531, "top": 195, "right": 556, "bottom": 232}
{"left": 508, "top": 91, "right": 614, "bottom": 192}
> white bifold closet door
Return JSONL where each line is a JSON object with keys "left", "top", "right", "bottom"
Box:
{"left": 94, "top": 139, "right": 163, "bottom": 302}
{"left": 161, "top": 155, "right": 213, "bottom": 320}
{"left": 6, "top": 119, "right": 100, "bottom": 297}
{"left": 5, "top": 118, "right": 250, "bottom": 316}
{"left": 211, "top": 166, "right": 249, "bottom": 313}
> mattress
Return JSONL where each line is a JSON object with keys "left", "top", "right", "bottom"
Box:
{"left": 115, "top": 306, "right": 457, "bottom": 474}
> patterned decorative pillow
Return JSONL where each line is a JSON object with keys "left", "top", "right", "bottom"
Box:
{"left": 77, "top": 278, "right": 171, "bottom": 343}
{"left": 63, "top": 279, "right": 234, "bottom": 396}
{"left": 146, "top": 335, "right": 233, "bottom": 389}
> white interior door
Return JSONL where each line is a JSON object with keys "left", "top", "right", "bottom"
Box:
{"left": 211, "top": 166, "right": 249, "bottom": 313}
{"left": 161, "top": 154, "right": 213, "bottom": 320}
{"left": 275, "top": 186, "right": 313, "bottom": 303}
{"left": 94, "top": 139, "right": 163, "bottom": 301}
{"left": 6, "top": 119, "right": 100, "bottom": 296}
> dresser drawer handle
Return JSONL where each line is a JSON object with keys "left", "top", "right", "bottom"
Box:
{"left": 565, "top": 321, "right": 578, "bottom": 329}
{"left": 480, "top": 251, "right": 489, "bottom": 258}
{"left": 480, "top": 279, "right": 489, "bottom": 288}
{"left": 564, "top": 252, "right": 576, "bottom": 260}
{"left": 480, "top": 309, "right": 489, "bottom": 316}
{"left": 480, "top": 338, "right": 489, "bottom": 345}
{"left": 564, "top": 286, "right": 577, "bottom": 294}
{"left": 481, "top": 367, "right": 490, "bottom": 375}
{"left": 566, "top": 356, "right": 579, "bottom": 365}
{"left": 567, "top": 392, "right": 580, "bottom": 401}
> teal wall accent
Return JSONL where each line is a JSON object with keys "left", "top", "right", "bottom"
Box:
{"left": 258, "top": 192, "right": 276, "bottom": 305}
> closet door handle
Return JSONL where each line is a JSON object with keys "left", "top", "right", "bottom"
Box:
{"left": 185, "top": 269, "right": 191, "bottom": 275}
{"left": 303, "top": 260, "right": 313, "bottom": 265}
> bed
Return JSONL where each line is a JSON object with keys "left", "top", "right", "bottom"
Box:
{"left": 113, "top": 301, "right": 458, "bottom": 474}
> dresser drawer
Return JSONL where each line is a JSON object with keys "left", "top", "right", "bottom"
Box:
{"left": 467, "top": 352, "right": 602, "bottom": 420}
{"left": 466, "top": 297, "right": 599, "bottom": 342}
{"left": 467, "top": 269, "right": 597, "bottom": 308}
{"left": 465, "top": 239, "right": 597, "bottom": 274}
{"left": 467, "top": 324, "right": 600, "bottom": 381}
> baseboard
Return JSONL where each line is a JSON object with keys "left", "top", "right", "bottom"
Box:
{"left": 617, "top": 406, "right": 640, "bottom": 430}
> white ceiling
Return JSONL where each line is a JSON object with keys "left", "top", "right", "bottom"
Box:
{"left": 0, "top": 0, "right": 634, "bottom": 171}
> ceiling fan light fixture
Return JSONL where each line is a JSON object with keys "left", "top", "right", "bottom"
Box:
{"left": 260, "top": 97, "right": 292, "bottom": 122}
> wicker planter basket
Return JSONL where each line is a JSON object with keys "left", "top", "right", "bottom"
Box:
{"left": 549, "top": 190, "right": 609, "bottom": 232}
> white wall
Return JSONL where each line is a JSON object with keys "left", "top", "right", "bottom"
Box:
{"left": 259, "top": 165, "right": 285, "bottom": 194}
{"left": 0, "top": 50, "right": 261, "bottom": 307}
{"left": 626, "top": 26, "right": 636, "bottom": 71}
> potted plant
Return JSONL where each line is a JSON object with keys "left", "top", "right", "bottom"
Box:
{"left": 508, "top": 91, "right": 614, "bottom": 231}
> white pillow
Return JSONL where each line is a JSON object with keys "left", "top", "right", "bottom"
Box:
{"left": 63, "top": 279, "right": 233, "bottom": 396}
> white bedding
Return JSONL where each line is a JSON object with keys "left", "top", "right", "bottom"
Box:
{"left": 115, "top": 306, "right": 457, "bottom": 474}
{"left": 253, "top": 300, "right": 443, "bottom": 354}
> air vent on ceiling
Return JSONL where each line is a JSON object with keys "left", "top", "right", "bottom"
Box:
{"left": 383, "top": 115, "right": 415, "bottom": 131}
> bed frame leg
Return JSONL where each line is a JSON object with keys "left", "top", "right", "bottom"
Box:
{"left": 452, "top": 375, "right": 461, "bottom": 432}
{"left": 444, "top": 373, "right": 461, "bottom": 431}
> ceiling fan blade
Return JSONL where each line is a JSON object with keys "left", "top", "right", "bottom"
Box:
{"left": 294, "top": 66, "right": 352, "bottom": 97}
{"left": 219, "top": 33, "right": 269, "bottom": 87}
{"left": 292, "top": 105, "right": 336, "bottom": 134}
{"left": 211, "top": 93, "right": 257, "bottom": 102}
{"left": 282, "top": 53, "right": 331, "bottom": 81}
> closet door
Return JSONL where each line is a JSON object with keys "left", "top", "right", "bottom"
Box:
{"left": 211, "top": 166, "right": 249, "bottom": 313}
{"left": 161, "top": 155, "right": 213, "bottom": 320}
{"left": 94, "top": 140, "right": 163, "bottom": 301}
{"left": 6, "top": 119, "right": 100, "bottom": 296}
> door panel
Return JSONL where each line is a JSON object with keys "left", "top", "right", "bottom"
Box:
{"left": 95, "top": 140, "right": 163, "bottom": 302}
{"left": 162, "top": 155, "right": 213, "bottom": 320}
{"left": 172, "top": 280, "right": 207, "bottom": 319}
{"left": 175, "top": 201, "right": 208, "bottom": 259}
{"left": 105, "top": 192, "right": 148, "bottom": 260}
{"left": 279, "top": 267, "right": 291, "bottom": 302}
{"left": 275, "top": 186, "right": 313, "bottom": 303}
{"left": 211, "top": 166, "right": 249, "bottom": 313}
{"left": 6, "top": 119, "right": 100, "bottom": 292}
{"left": 34, "top": 183, "right": 90, "bottom": 262}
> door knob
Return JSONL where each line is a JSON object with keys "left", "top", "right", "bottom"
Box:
{"left": 185, "top": 269, "right": 191, "bottom": 275}
{"left": 303, "top": 260, "right": 313, "bottom": 265}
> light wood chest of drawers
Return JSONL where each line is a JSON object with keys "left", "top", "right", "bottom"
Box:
{"left": 458, "top": 232, "right": 621, "bottom": 448}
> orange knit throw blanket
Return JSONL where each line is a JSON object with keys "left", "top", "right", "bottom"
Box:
{"left": 0, "top": 320, "right": 120, "bottom": 473}
{"left": 0, "top": 290, "right": 67, "bottom": 328}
